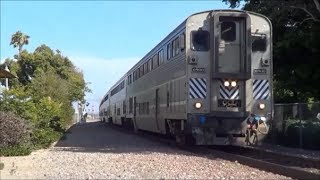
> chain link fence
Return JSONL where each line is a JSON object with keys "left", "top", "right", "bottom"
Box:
{"left": 268, "top": 102, "right": 320, "bottom": 150}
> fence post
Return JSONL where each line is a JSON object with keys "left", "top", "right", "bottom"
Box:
{"left": 298, "top": 103, "right": 303, "bottom": 148}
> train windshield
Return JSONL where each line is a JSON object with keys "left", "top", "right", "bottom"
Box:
{"left": 191, "top": 28, "right": 210, "bottom": 51}
{"left": 221, "top": 21, "right": 236, "bottom": 42}
{"left": 252, "top": 34, "right": 267, "bottom": 52}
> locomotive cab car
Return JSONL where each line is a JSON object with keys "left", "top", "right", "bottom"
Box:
{"left": 185, "top": 10, "right": 272, "bottom": 145}
{"left": 100, "top": 9, "right": 273, "bottom": 146}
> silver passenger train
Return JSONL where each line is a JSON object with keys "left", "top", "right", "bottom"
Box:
{"left": 99, "top": 9, "right": 273, "bottom": 146}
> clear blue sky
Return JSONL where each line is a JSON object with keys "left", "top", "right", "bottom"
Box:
{"left": 1, "top": 1, "right": 241, "bottom": 112}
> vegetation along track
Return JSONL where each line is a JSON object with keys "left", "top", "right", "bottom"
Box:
{"left": 106, "top": 122, "right": 320, "bottom": 180}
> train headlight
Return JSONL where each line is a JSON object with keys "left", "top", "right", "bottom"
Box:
{"left": 231, "top": 81, "right": 237, "bottom": 87}
{"left": 259, "top": 103, "right": 265, "bottom": 110}
{"left": 224, "top": 81, "right": 230, "bottom": 87}
{"left": 194, "top": 102, "right": 202, "bottom": 109}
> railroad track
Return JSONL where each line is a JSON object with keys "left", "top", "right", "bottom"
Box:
{"left": 204, "top": 146, "right": 320, "bottom": 180}
{"left": 105, "top": 122, "right": 320, "bottom": 180}
{"left": 216, "top": 145, "right": 320, "bottom": 170}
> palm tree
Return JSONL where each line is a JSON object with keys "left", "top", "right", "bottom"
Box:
{"left": 10, "top": 31, "right": 30, "bottom": 58}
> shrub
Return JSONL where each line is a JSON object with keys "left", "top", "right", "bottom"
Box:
{"left": 285, "top": 120, "right": 320, "bottom": 150}
{"left": 0, "top": 145, "right": 32, "bottom": 156}
{"left": 0, "top": 87, "right": 38, "bottom": 124}
{"left": 0, "top": 111, "right": 31, "bottom": 148}
{"left": 31, "top": 128, "right": 62, "bottom": 149}
{"left": 0, "top": 111, "right": 32, "bottom": 156}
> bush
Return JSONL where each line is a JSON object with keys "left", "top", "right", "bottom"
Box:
{"left": 0, "top": 145, "right": 32, "bottom": 156}
{"left": 0, "top": 111, "right": 31, "bottom": 148}
{"left": 0, "top": 111, "right": 32, "bottom": 156}
{"left": 0, "top": 87, "right": 38, "bottom": 124}
{"left": 285, "top": 121, "right": 320, "bottom": 150}
{"left": 31, "top": 128, "right": 62, "bottom": 149}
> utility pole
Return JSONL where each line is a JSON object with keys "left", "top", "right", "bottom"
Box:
{"left": 5, "top": 65, "right": 9, "bottom": 90}
{"left": 78, "top": 102, "right": 82, "bottom": 123}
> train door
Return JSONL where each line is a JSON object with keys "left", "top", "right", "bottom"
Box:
{"left": 133, "top": 97, "right": 137, "bottom": 117}
{"left": 212, "top": 13, "right": 251, "bottom": 112}
{"left": 155, "top": 88, "right": 160, "bottom": 131}
{"left": 133, "top": 96, "right": 138, "bottom": 131}
{"left": 218, "top": 16, "right": 246, "bottom": 74}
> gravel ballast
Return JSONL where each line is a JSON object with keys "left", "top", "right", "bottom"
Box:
{"left": 0, "top": 119, "right": 290, "bottom": 179}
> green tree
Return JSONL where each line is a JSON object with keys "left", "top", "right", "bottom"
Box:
{"left": 3, "top": 44, "right": 89, "bottom": 103}
{"left": 2, "top": 32, "right": 89, "bottom": 154}
{"left": 10, "top": 31, "right": 30, "bottom": 57}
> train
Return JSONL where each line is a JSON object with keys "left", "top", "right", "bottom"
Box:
{"left": 99, "top": 9, "right": 273, "bottom": 146}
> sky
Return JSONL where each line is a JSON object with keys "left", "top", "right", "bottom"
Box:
{"left": 0, "top": 1, "right": 242, "bottom": 113}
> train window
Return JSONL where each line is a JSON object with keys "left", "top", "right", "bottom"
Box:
{"left": 252, "top": 34, "right": 267, "bottom": 52}
{"left": 129, "top": 97, "right": 133, "bottom": 114}
{"left": 172, "top": 39, "right": 176, "bottom": 57}
{"left": 167, "top": 43, "right": 172, "bottom": 60}
{"left": 121, "top": 80, "right": 125, "bottom": 89}
{"left": 221, "top": 21, "right": 236, "bottom": 42}
{"left": 152, "top": 54, "right": 158, "bottom": 69}
{"left": 123, "top": 100, "right": 126, "bottom": 114}
{"left": 140, "top": 65, "right": 144, "bottom": 77}
{"left": 191, "top": 29, "right": 210, "bottom": 51}
{"left": 148, "top": 59, "right": 152, "bottom": 72}
{"left": 144, "top": 62, "right": 148, "bottom": 74}
{"left": 127, "top": 75, "right": 130, "bottom": 85}
{"left": 133, "top": 71, "right": 137, "bottom": 81}
{"left": 172, "top": 41, "right": 176, "bottom": 57}
{"left": 180, "top": 33, "right": 185, "bottom": 51}
{"left": 158, "top": 49, "right": 164, "bottom": 65}
{"left": 173, "top": 37, "right": 179, "bottom": 56}
{"left": 158, "top": 51, "right": 161, "bottom": 65}
{"left": 133, "top": 71, "right": 136, "bottom": 81}
{"left": 137, "top": 68, "right": 141, "bottom": 79}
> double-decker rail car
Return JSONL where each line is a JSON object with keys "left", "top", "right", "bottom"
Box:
{"left": 99, "top": 91, "right": 110, "bottom": 122}
{"left": 100, "top": 9, "right": 273, "bottom": 146}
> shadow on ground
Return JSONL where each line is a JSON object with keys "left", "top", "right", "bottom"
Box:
{"left": 54, "top": 120, "right": 187, "bottom": 154}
